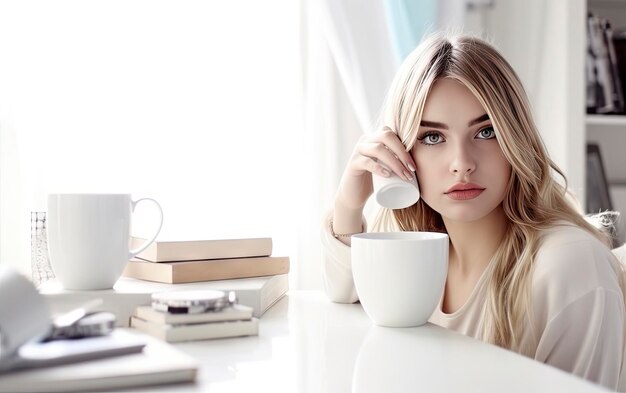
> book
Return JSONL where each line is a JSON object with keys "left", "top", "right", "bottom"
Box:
{"left": 134, "top": 304, "right": 253, "bottom": 325}
{"left": 131, "top": 236, "right": 273, "bottom": 262}
{"left": 603, "top": 19, "right": 625, "bottom": 113}
{"left": 39, "top": 274, "right": 289, "bottom": 325}
{"left": 0, "top": 330, "right": 147, "bottom": 373}
{"left": 0, "top": 267, "right": 140, "bottom": 373}
{"left": 0, "top": 330, "right": 198, "bottom": 393}
{"left": 122, "top": 256, "right": 290, "bottom": 283}
{"left": 0, "top": 267, "right": 197, "bottom": 392}
{"left": 587, "top": 13, "right": 625, "bottom": 114}
{"left": 130, "top": 316, "right": 259, "bottom": 343}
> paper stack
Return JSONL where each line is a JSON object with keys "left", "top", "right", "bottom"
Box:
{"left": 130, "top": 303, "right": 259, "bottom": 343}
{"left": 123, "top": 236, "right": 289, "bottom": 284}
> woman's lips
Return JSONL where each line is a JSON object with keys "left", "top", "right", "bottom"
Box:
{"left": 445, "top": 189, "right": 484, "bottom": 200}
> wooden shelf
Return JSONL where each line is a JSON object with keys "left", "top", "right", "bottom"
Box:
{"left": 589, "top": 0, "right": 626, "bottom": 6}
{"left": 586, "top": 114, "right": 626, "bottom": 127}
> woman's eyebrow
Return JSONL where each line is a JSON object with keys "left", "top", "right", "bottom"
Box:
{"left": 419, "top": 113, "right": 490, "bottom": 130}
{"left": 468, "top": 113, "right": 490, "bottom": 127}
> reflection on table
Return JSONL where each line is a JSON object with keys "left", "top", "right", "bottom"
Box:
{"left": 129, "top": 291, "right": 609, "bottom": 393}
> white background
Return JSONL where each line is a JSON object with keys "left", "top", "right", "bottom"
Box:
{"left": 0, "top": 1, "right": 302, "bottom": 282}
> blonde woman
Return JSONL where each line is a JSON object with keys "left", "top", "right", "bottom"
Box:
{"left": 322, "top": 33, "right": 626, "bottom": 390}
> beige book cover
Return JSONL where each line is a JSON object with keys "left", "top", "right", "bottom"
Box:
{"left": 134, "top": 304, "right": 253, "bottom": 325}
{"left": 131, "top": 237, "right": 273, "bottom": 262}
{"left": 122, "top": 256, "right": 290, "bottom": 284}
{"left": 130, "top": 316, "right": 259, "bottom": 343}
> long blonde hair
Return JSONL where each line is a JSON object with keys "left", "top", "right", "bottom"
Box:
{"left": 372, "top": 33, "right": 621, "bottom": 349}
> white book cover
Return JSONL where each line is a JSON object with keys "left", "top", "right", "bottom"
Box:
{"left": 39, "top": 274, "right": 289, "bottom": 326}
{"left": 0, "top": 329, "right": 198, "bottom": 393}
{"left": 134, "top": 304, "right": 253, "bottom": 325}
{"left": 0, "top": 330, "right": 146, "bottom": 373}
{"left": 131, "top": 316, "right": 259, "bottom": 343}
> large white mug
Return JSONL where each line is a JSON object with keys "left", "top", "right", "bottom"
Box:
{"left": 372, "top": 164, "right": 420, "bottom": 209}
{"left": 351, "top": 232, "right": 449, "bottom": 327}
{"left": 47, "top": 193, "right": 163, "bottom": 290}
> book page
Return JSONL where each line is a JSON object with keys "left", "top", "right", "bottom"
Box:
{"left": 0, "top": 267, "right": 50, "bottom": 360}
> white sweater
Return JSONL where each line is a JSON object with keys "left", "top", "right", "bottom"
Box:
{"left": 321, "top": 211, "right": 626, "bottom": 391}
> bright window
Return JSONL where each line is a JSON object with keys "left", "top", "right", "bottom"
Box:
{"left": 0, "top": 1, "right": 301, "bottom": 280}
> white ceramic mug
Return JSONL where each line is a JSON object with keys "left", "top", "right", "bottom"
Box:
{"left": 47, "top": 194, "right": 163, "bottom": 290}
{"left": 351, "top": 232, "right": 449, "bottom": 327}
{"left": 372, "top": 165, "right": 420, "bottom": 209}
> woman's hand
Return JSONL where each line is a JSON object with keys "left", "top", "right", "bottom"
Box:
{"left": 336, "top": 127, "right": 417, "bottom": 212}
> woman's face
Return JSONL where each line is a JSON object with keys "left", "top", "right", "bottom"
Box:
{"left": 411, "top": 78, "right": 511, "bottom": 223}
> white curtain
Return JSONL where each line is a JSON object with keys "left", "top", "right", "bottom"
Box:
{"left": 0, "top": 1, "right": 302, "bottom": 283}
{"left": 298, "top": 0, "right": 396, "bottom": 289}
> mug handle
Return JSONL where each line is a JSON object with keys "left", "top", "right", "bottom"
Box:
{"left": 128, "top": 198, "right": 164, "bottom": 259}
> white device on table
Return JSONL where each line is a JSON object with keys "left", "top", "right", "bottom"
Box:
{"left": 151, "top": 290, "right": 237, "bottom": 314}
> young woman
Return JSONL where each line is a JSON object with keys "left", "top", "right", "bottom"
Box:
{"left": 322, "top": 33, "right": 626, "bottom": 390}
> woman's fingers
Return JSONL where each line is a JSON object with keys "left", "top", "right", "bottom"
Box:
{"left": 357, "top": 141, "right": 414, "bottom": 181}
{"left": 380, "top": 127, "right": 417, "bottom": 172}
{"left": 355, "top": 125, "right": 417, "bottom": 181}
{"left": 337, "top": 127, "right": 415, "bottom": 211}
{"left": 355, "top": 155, "right": 391, "bottom": 178}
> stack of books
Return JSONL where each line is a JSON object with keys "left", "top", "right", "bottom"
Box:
{"left": 122, "top": 236, "right": 288, "bottom": 342}
{"left": 39, "top": 236, "right": 290, "bottom": 330}
{"left": 130, "top": 303, "right": 259, "bottom": 343}
{"left": 123, "top": 236, "right": 289, "bottom": 284}
{"left": 39, "top": 274, "right": 288, "bottom": 327}
{"left": 587, "top": 13, "right": 625, "bottom": 114}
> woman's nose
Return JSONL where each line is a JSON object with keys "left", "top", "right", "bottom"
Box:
{"left": 449, "top": 145, "right": 476, "bottom": 175}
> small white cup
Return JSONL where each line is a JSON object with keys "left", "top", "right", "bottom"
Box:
{"left": 351, "top": 232, "right": 449, "bottom": 327}
{"left": 372, "top": 167, "right": 420, "bottom": 209}
{"left": 47, "top": 193, "right": 163, "bottom": 290}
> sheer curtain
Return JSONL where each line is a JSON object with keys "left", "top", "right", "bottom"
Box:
{"left": 298, "top": 0, "right": 396, "bottom": 289}
{"left": 298, "top": 0, "right": 438, "bottom": 289}
{"left": 0, "top": 1, "right": 302, "bottom": 284}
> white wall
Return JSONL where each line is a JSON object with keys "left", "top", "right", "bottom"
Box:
{"left": 0, "top": 1, "right": 302, "bottom": 280}
{"left": 464, "top": 0, "right": 587, "bottom": 205}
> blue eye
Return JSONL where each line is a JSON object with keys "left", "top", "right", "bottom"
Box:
{"left": 418, "top": 132, "right": 444, "bottom": 146}
{"left": 477, "top": 127, "right": 496, "bottom": 139}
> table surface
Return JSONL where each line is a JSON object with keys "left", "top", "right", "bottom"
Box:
{"left": 125, "top": 290, "right": 609, "bottom": 393}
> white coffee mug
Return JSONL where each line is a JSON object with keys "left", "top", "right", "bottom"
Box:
{"left": 47, "top": 193, "right": 163, "bottom": 290}
{"left": 372, "top": 165, "right": 420, "bottom": 209}
{"left": 351, "top": 232, "right": 449, "bottom": 327}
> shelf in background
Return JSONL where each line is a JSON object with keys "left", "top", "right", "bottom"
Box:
{"left": 586, "top": 114, "right": 626, "bottom": 127}
{"left": 589, "top": 0, "right": 626, "bottom": 6}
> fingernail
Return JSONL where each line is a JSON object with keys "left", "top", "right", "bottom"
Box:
{"left": 407, "top": 162, "right": 416, "bottom": 172}
{"left": 404, "top": 171, "right": 413, "bottom": 181}
{"left": 381, "top": 169, "right": 391, "bottom": 177}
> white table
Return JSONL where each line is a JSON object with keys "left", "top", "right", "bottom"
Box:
{"left": 132, "top": 290, "right": 609, "bottom": 393}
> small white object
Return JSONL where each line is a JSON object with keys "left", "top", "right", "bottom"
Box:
{"left": 151, "top": 290, "right": 237, "bottom": 314}
{"left": 372, "top": 167, "right": 420, "bottom": 209}
{"left": 351, "top": 232, "right": 448, "bottom": 327}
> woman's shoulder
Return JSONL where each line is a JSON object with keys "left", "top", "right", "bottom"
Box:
{"left": 537, "top": 221, "right": 605, "bottom": 249}
{"left": 532, "top": 221, "right": 622, "bottom": 304}
{"left": 529, "top": 221, "right": 624, "bottom": 338}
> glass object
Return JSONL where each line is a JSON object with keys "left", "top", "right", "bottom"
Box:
{"left": 31, "top": 212, "right": 55, "bottom": 286}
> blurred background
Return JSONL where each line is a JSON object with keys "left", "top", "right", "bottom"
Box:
{"left": 1, "top": 0, "right": 623, "bottom": 290}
